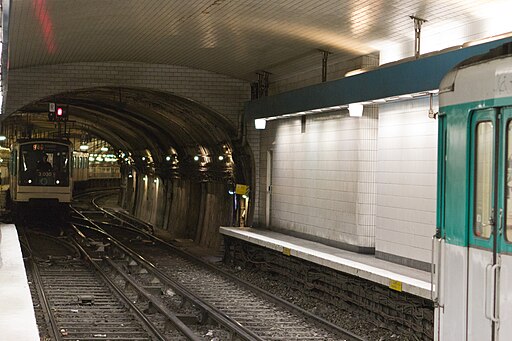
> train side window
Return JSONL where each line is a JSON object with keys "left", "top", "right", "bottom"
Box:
{"left": 474, "top": 121, "right": 493, "bottom": 239}
{"left": 506, "top": 121, "right": 512, "bottom": 242}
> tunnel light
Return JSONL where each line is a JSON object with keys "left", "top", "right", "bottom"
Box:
{"left": 218, "top": 155, "right": 224, "bottom": 161}
{"left": 142, "top": 157, "right": 146, "bottom": 161}
{"left": 254, "top": 118, "right": 266, "bottom": 130}
{"left": 143, "top": 175, "right": 148, "bottom": 181}
{"left": 0, "top": 135, "right": 6, "bottom": 141}
{"left": 153, "top": 179, "right": 158, "bottom": 183}
{"left": 165, "top": 156, "right": 171, "bottom": 161}
{"left": 100, "top": 147, "right": 108, "bottom": 152}
{"left": 228, "top": 189, "right": 235, "bottom": 195}
{"left": 348, "top": 103, "right": 364, "bottom": 117}
{"left": 28, "top": 179, "right": 32, "bottom": 184}
{"left": 242, "top": 194, "right": 249, "bottom": 199}
{"left": 80, "top": 144, "right": 89, "bottom": 151}
{"left": 56, "top": 180, "right": 60, "bottom": 185}
{"left": 194, "top": 155, "right": 200, "bottom": 161}
{"left": 128, "top": 174, "right": 133, "bottom": 178}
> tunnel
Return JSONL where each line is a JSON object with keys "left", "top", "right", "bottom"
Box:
{"left": 1, "top": 86, "right": 254, "bottom": 249}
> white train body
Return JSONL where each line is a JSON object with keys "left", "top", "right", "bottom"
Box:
{"left": 10, "top": 139, "right": 73, "bottom": 203}
{"left": 436, "top": 45, "right": 512, "bottom": 340}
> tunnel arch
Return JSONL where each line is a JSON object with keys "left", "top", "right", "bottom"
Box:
{"left": 3, "top": 86, "right": 255, "bottom": 248}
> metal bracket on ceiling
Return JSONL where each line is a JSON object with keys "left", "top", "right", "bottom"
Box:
{"left": 319, "top": 50, "right": 331, "bottom": 82}
{"left": 256, "top": 71, "right": 270, "bottom": 98}
{"left": 428, "top": 93, "right": 438, "bottom": 119}
{"left": 410, "top": 15, "right": 428, "bottom": 59}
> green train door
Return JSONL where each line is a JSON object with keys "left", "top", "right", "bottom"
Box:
{"left": 469, "top": 107, "right": 512, "bottom": 340}
{"left": 496, "top": 107, "right": 512, "bottom": 340}
{"left": 468, "top": 108, "right": 497, "bottom": 340}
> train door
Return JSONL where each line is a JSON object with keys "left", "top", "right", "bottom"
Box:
{"left": 497, "top": 107, "right": 512, "bottom": 340}
{"left": 468, "top": 109, "right": 498, "bottom": 340}
{"left": 469, "top": 108, "right": 512, "bottom": 340}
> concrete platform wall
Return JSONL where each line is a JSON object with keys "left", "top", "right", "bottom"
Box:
{"left": 124, "top": 172, "right": 233, "bottom": 248}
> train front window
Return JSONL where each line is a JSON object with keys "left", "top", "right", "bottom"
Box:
{"left": 18, "top": 143, "right": 69, "bottom": 186}
{"left": 474, "top": 121, "right": 493, "bottom": 239}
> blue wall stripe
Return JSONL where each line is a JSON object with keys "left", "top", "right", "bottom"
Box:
{"left": 246, "top": 37, "right": 512, "bottom": 120}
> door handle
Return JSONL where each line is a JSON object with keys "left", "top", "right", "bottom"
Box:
{"left": 431, "top": 233, "right": 442, "bottom": 303}
{"left": 485, "top": 263, "right": 500, "bottom": 322}
{"left": 491, "top": 263, "right": 500, "bottom": 323}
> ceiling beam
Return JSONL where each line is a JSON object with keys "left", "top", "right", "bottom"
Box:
{"left": 245, "top": 36, "right": 512, "bottom": 120}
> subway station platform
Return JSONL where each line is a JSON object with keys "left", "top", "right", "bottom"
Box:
{"left": 220, "top": 226, "right": 431, "bottom": 299}
{"left": 0, "top": 224, "right": 39, "bottom": 341}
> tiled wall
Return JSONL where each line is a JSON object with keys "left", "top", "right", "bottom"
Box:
{"left": 256, "top": 97, "right": 438, "bottom": 266}
{"left": 5, "top": 62, "right": 250, "bottom": 127}
{"left": 258, "top": 108, "right": 378, "bottom": 249}
{"left": 375, "top": 97, "right": 438, "bottom": 266}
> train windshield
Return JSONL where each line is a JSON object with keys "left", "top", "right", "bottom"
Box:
{"left": 18, "top": 143, "right": 70, "bottom": 186}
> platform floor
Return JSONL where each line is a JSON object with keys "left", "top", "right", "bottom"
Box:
{"left": 220, "top": 226, "right": 431, "bottom": 299}
{"left": 0, "top": 224, "right": 39, "bottom": 341}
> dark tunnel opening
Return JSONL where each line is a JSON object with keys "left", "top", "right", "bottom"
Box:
{"left": 1, "top": 86, "right": 254, "bottom": 249}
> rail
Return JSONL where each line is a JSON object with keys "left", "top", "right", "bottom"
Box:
{"left": 72, "top": 191, "right": 368, "bottom": 341}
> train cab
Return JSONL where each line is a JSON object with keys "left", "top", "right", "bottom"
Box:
{"left": 10, "top": 139, "right": 73, "bottom": 203}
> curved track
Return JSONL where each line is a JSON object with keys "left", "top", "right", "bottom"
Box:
{"left": 70, "top": 191, "right": 367, "bottom": 341}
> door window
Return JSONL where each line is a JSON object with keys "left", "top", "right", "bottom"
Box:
{"left": 474, "top": 121, "right": 494, "bottom": 239}
{"left": 506, "top": 121, "right": 512, "bottom": 241}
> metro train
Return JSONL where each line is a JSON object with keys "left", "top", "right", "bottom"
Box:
{"left": 434, "top": 43, "right": 512, "bottom": 340}
{"left": 72, "top": 151, "right": 89, "bottom": 182}
{"left": 10, "top": 138, "right": 74, "bottom": 204}
{"left": 9, "top": 139, "right": 121, "bottom": 207}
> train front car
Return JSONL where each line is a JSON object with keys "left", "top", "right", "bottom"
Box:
{"left": 10, "top": 139, "right": 73, "bottom": 204}
{"left": 436, "top": 44, "right": 512, "bottom": 340}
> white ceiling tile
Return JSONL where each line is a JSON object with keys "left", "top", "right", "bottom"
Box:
{"left": 8, "top": 0, "right": 512, "bottom": 80}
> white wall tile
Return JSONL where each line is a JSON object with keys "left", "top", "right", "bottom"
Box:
{"left": 375, "top": 97, "right": 438, "bottom": 263}
{"left": 258, "top": 108, "right": 378, "bottom": 247}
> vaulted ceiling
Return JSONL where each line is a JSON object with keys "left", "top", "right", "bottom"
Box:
{"left": 9, "top": 0, "right": 512, "bottom": 80}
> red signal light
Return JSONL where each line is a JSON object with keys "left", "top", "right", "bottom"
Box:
{"left": 57, "top": 107, "right": 63, "bottom": 116}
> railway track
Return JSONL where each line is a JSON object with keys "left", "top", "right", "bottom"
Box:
{"left": 70, "top": 192, "right": 367, "bottom": 341}
{"left": 20, "top": 226, "right": 206, "bottom": 340}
